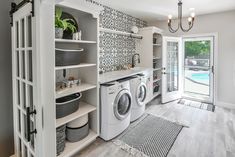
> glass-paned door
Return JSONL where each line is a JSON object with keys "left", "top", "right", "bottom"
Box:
{"left": 183, "top": 37, "right": 214, "bottom": 103}
{"left": 162, "top": 37, "right": 182, "bottom": 103}
{"left": 12, "top": 3, "right": 41, "bottom": 157}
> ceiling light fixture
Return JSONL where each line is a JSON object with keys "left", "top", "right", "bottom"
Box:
{"left": 168, "top": 0, "right": 195, "bottom": 33}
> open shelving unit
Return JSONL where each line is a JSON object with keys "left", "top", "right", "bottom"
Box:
{"left": 137, "top": 27, "right": 163, "bottom": 100}
{"left": 53, "top": 1, "right": 102, "bottom": 156}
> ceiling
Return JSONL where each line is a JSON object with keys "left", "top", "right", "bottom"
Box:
{"left": 95, "top": 0, "right": 235, "bottom": 22}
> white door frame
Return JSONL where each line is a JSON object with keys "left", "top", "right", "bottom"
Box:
{"left": 181, "top": 33, "right": 218, "bottom": 104}
{"left": 162, "top": 36, "right": 183, "bottom": 103}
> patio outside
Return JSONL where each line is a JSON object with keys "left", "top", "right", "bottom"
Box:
{"left": 184, "top": 40, "right": 211, "bottom": 97}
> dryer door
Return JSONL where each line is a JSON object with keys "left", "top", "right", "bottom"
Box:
{"left": 136, "top": 82, "right": 147, "bottom": 106}
{"left": 114, "top": 89, "right": 132, "bottom": 120}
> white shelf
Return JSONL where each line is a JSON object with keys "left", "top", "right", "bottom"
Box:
{"left": 153, "top": 57, "right": 161, "bottom": 60}
{"left": 55, "top": 39, "right": 97, "bottom": 44}
{"left": 153, "top": 68, "right": 161, "bottom": 71}
{"left": 58, "top": 130, "right": 98, "bottom": 157}
{"left": 153, "top": 78, "right": 161, "bottom": 83}
{"left": 55, "top": 48, "right": 84, "bottom": 52}
{"left": 56, "top": 83, "right": 96, "bottom": 99}
{"left": 56, "top": 102, "right": 96, "bottom": 128}
{"left": 153, "top": 43, "right": 161, "bottom": 46}
{"left": 55, "top": 63, "right": 96, "bottom": 70}
{"left": 153, "top": 92, "right": 161, "bottom": 97}
{"left": 100, "top": 27, "right": 143, "bottom": 39}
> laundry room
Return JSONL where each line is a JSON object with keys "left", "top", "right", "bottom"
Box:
{"left": 1, "top": 0, "right": 235, "bottom": 157}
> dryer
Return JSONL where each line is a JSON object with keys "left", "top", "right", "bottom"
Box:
{"left": 100, "top": 80, "right": 132, "bottom": 141}
{"left": 129, "top": 74, "right": 148, "bottom": 122}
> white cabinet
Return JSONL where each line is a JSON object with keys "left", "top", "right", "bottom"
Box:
{"left": 11, "top": 0, "right": 103, "bottom": 156}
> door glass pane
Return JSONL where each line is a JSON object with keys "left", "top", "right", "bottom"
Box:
{"left": 23, "top": 114, "right": 28, "bottom": 141}
{"left": 137, "top": 85, "right": 146, "bottom": 102}
{"left": 118, "top": 94, "right": 131, "bottom": 115}
{"left": 21, "top": 18, "right": 25, "bottom": 48}
{"left": 30, "top": 120, "right": 35, "bottom": 150}
{"left": 16, "top": 21, "right": 19, "bottom": 48}
{"left": 22, "top": 82, "right": 26, "bottom": 109}
{"left": 18, "top": 109, "right": 21, "bottom": 133}
{"left": 17, "top": 80, "right": 21, "bottom": 106}
{"left": 28, "top": 85, "right": 34, "bottom": 111}
{"left": 22, "top": 51, "right": 26, "bottom": 79}
{"left": 27, "top": 16, "right": 32, "bottom": 47}
{"left": 17, "top": 51, "right": 20, "bottom": 77}
{"left": 166, "top": 42, "right": 179, "bottom": 92}
{"left": 18, "top": 138, "right": 22, "bottom": 157}
{"left": 184, "top": 40, "right": 210, "bottom": 96}
{"left": 24, "top": 145, "right": 28, "bottom": 157}
{"left": 27, "top": 51, "right": 33, "bottom": 82}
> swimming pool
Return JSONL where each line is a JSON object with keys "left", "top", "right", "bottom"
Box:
{"left": 191, "top": 73, "right": 209, "bottom": 85}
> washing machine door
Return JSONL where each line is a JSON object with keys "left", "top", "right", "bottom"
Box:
{"left": 114, "top": 89, "right": 132, "bottom": 120}
{"left": 136, "top": 82, "right": 147, "bottom": 106}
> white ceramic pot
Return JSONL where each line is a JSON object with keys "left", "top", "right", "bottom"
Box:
{"left": 55, "top": 28, "right": 64, "bottom": 39}
{"left": 67, "top": 114, "right": 88, "bottom": 128}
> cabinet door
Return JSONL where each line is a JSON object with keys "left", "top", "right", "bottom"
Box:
{"left": 12, "top": 3, "right": 42, "bottom": 157}
{"left": 162, "top": 37, "right": 182, "bottom": 103}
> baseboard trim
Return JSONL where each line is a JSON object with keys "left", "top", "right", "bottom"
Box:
{"left": 216, "top": 101, "right": 235, "bottom": 109}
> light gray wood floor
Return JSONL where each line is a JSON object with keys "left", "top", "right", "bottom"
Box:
{"left": 75, "top": 98, "right": 235, "bottom": 157}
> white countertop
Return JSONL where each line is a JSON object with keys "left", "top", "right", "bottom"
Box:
{"left": 99, "top": 67, "right": 153, "bottom": 84}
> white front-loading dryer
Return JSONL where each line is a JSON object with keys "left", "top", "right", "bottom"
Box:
{"left": 130, "top": 75, "right": 148, "bottom": 122}
{"left": 100, "top": 81, "right": 132, "bottom": 141}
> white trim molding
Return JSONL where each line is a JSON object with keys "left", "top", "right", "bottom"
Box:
{"left": 216, "top": 101, "right": 235, "bottom": 109}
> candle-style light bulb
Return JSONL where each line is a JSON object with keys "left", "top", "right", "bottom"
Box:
{"left": 188, "top": 17, "right": 192, "bottom": 22}
{"left": 168, "top": 14, "right": 173, "bottom": 20}
{"left": 191, "top": 12, "right": 195, "bottom": 18}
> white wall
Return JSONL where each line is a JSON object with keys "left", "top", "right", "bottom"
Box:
{"left": 149, "top": 10, "right": 235, "bottom": 106}
{"left": 0, "top": 0, "right": 14, "bottom": 156}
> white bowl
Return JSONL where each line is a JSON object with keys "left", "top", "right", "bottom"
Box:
{"left": 67, "top": 114, "right": 88, "bottom": 128}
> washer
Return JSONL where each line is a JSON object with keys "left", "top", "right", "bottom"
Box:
{"left": 130, "top": 74, "right": 148, "bottom": 122}
{"left": 100, "top": 80, "right": 132, "bottom": 141}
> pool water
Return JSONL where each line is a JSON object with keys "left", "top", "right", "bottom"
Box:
{"left": 191, "top": 73, "right": 209, "bottom": 84}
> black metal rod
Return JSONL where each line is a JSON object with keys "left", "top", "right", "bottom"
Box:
{"left": 26, "top": 107, "right": 37, "bottom": 142}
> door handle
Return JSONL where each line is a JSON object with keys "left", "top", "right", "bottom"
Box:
{"left": 26, "top": 107, "right": 37, "bottom": 142}
{"left": 211, "top": 66, "right": 214, "bottom": 74}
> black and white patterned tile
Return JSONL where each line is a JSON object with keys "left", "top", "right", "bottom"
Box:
{"left": 86, "top": 0, "right": 147, "bottom": 72}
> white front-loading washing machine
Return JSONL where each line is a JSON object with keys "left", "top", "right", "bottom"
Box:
{"left": 100, "top": 80, "right": 132, "bottom": 141}
{"left": 129, "top": 74, "right": 148, "bottom": 122}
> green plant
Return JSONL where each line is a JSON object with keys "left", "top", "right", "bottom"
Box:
{"left": 55, "top": 7, "right": 77, "bottom": 33}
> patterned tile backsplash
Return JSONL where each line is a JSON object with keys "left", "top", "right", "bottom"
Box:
{"left": 86, "top": 0, "right": 147, "bottom": 73}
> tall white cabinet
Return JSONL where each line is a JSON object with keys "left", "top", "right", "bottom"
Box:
{"left": 11, "top": 0, "right": 103, "bottom": 156}
{"left": 137, "top": 27, "right": 163, "bottom": 100}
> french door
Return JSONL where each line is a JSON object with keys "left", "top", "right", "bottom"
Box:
{"left": 12, "top": 3, "right": 42, "bottom": 157}
{"left": 182, "top": 36, "right": 214, "bottom": 103}
{"left": 162, "top": 37, "right": 182, "bottom": 103}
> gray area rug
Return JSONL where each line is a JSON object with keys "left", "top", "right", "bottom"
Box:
{"left": 113, "top": 114, "right": 183, "bottom": 157}
{"left": 178, "top": 99, "right": 215, "bottom": 112}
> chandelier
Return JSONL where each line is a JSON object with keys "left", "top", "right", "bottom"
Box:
{"left": 168, "top": 0, "right": 195, "bottom": 33}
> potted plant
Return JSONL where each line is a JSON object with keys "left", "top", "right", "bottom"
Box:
{"left": 55, "top": 7, "right": 77, "bottom": 39}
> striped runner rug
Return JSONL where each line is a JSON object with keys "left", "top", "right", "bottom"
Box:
{"left": 113, "top": 114, "right": 183, "bottom": 157}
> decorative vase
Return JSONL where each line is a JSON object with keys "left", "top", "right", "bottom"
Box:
{"left": 55, "top": 28, "right": 64, "bottom": 39}
{"left": 72, "top": 31, "right": 82, "bottom": 40}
